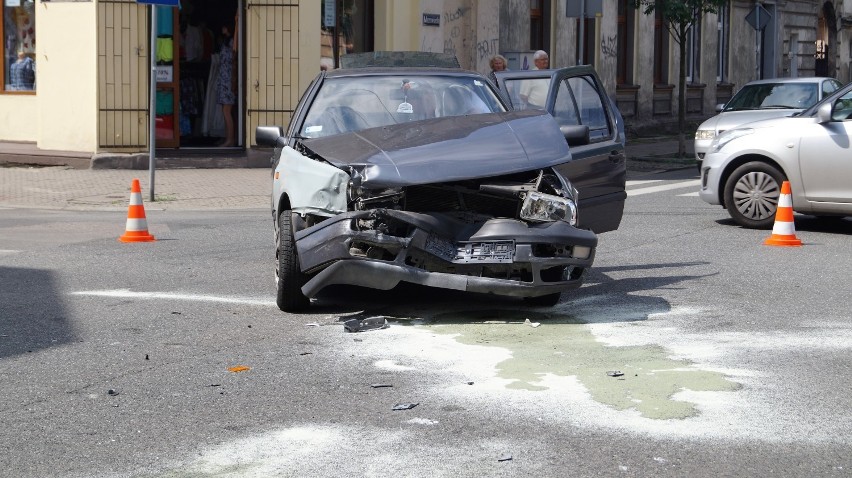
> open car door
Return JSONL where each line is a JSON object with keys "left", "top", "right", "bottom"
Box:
{"left": 495, "top": 66, "right": 626, "bottom": 233}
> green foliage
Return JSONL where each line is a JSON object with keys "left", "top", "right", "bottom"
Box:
{"left": 634, "top": 0, "right": 728, "bottom": 43}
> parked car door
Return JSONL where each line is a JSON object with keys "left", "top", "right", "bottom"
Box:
{"left": 799, "top": 87, "right": 852, "bottom": 207}
{"left": 495, "top": 66, "right": 626, "bottom": 233}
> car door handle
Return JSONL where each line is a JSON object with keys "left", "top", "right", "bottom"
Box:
{"left": 608, "top": 151, "right": 624, "bottom": 162}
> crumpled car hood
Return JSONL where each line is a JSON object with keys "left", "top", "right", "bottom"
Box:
{"left": 300, "top": 110, "right": 571, "bottom": 188}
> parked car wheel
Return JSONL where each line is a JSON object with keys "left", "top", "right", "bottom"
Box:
{"left": 276, "top": 210, "right": 310, "bottom": 312}
{"left": 723, "top": 162, "right": 786, "bottom": 229}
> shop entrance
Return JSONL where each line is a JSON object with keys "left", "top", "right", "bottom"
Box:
{"left": 154, "top": 0, "right": 243, "bottom": 149}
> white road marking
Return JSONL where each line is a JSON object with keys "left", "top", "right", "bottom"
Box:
{"left": 71, "top": 289, "right": 275, "bottom": 307}
{"left": 0, "top": 250, "right": 22, "bottom": 254}
{"left": 679, "top": 191, "right": 700, "bottom": 197}
{"left": 627, "top": 179, "right": 701, "bottom": 197}
{"left": 626, "top": 180, "right": 664, "bottom": 187}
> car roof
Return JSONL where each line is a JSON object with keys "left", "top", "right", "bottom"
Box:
{"left": 323, "top": 67, "right": 485, "bottom": 79}
{"left": 741, "top": 77, "right": 837, "bottom": 86}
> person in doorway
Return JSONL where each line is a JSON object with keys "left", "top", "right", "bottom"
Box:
{"left": 487, "top": 54, "right": 508, "bottom": 86}
{"left": 519, "top": 50, "right": 549, "bottom": 109}
{"left": 216, "top": 19, "right": 237, "bottom": 147}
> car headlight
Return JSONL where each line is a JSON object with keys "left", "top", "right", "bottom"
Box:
{"left": 695, "top": 129, "right": 715, "bottom": 140}
{"left": 708, "top": 128, "right": 754, "bottom": 154}
{"left": 520, "top": 191, "right": 577, "bottom": 225}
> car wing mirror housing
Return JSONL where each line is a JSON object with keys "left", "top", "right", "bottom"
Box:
{"left": 561, "top": 124, "right": 590, "bottom": 147}
{"left": 256, "top": 125, "right": 285, "bottom": 147}
{"left": 816, "top": 102, "right": 833, "bottom": 124}
{"left": 715, "top": 103, "right": 725, "bottom": 112}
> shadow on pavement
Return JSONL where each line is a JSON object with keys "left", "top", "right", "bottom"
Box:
{"left": 307, "top": 261, "right": 713, "bottom": 326}
{"left": 0, "top": 267, "right": 75, "bottom": 358}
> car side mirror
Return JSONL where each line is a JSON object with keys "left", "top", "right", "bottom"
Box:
{"left": 256, "top": 125, "right": 285, "bottom": 147}
{"left": 715, "top": 103, "right": 725, "bottom": 112}
{"left": 560, "top": 124, "right": 590, "bottom": 147}
{"left": 816, "top": 102, "right": 833, "bottom": 124}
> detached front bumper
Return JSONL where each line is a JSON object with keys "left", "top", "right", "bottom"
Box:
{"left": 294, "top": 209, "right": 597, "bottom": 298}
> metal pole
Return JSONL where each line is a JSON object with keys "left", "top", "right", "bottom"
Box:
{"left": 148, "top": 5, "right": 157, "bottom": 202}
{"left": 578, "top": 0, "right": 585, "bottom": 65}
{"left": 237, "top": 2, "right": 243, "bottom": 147}
{"left": 755, "top": 3, "right": 761, "bottom": 79}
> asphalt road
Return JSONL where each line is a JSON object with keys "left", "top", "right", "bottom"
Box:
{"left": 1, "top": 169, "right": 851, "bottom": 477}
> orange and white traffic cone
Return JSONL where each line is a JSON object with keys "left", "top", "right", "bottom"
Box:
{"left": 118, "top": 178, "right": 156, "bottom": 243}
{"left": 764, "top": 180, "right": 801, "bottom": 247}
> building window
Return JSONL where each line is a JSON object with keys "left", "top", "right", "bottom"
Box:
{"left": 716, "top": 4, "right": 729, "bottom": 82}
{"left": 616, "top": 0, "right": 635, "bottom": 85}
{"left": 321, "top": 0, "right": 374, "bottom": 70}
{"left": 530, "top": 0, "right": 550, "bottom": 52}
{"left": 653, "top": 9, "right": 669, "bottom": 85}
{"left": 2, "top": 0, "right": 36, "bottom": 92}
{"left": 686, "top": 9, "right": 700, "bottom": 83}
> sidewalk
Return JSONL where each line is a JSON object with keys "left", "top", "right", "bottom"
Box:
{"left": 0, "top": 138, "right": 693, "bottom": 211}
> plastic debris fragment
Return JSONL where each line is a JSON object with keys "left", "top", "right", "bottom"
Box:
{"left": 523, "top": 318, "right": 541, "bottom": 328}
{"left": 606, "top": 371, "right": 624, "bottom": 377}
{"left": 228, "top": 365, "right": 250, "bottom": 373}
{"left": 392, "top": 403, "right": 418, "bottom": 411}
{"left": 498, "top": 453, "right": 513, "bottom": 462}
{"left": 344, "top": 316, "right": 389, "bottom": 333}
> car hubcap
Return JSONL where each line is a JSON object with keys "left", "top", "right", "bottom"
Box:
{"left": 274, "top": 228, "right": 280, "bottom": 286}
{"left": 732, "top": 171, "right": 780, "bottom": 220}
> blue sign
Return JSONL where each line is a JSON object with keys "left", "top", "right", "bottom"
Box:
{"left": 136, "top": 0, "right": 180, "bottom": 6}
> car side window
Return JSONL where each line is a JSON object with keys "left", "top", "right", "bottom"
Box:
{"left": 823, "top": 80, "right": 839, "bottom": 97}
{"left": 832, "top": 91, "right": 852, "bottom": 121}
{"left": 566, "top": 76, "right": 611, "bottom": 141}
{"left": 552, "top": 80, "right": 580, "bottom": 125}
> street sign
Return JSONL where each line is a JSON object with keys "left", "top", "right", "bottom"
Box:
{"left": 745, "top": 4, "right": 770, "bottom": 31}
{"left": 136, "top": 0, "right": 180, "bottom": 6}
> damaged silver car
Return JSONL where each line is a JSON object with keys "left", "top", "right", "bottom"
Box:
{"left": 256, "top": 56, "right": 618, "bottom": 311}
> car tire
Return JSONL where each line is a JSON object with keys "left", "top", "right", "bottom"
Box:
{"left": 276, "top": 209, "right": 310, "bottom": 312}
{"left": 723, "top": 162, "right": 786, "bottom": 229}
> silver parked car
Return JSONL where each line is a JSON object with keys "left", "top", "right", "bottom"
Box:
{"left": 698, "top": 79, "right": 852, "bottom": 228}
{"left": 694, "top": 77, "right": 842, "bottom": 170}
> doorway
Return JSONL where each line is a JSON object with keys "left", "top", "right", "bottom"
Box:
{"left": 154, "top": 0, "right": 243, "bottom": 149}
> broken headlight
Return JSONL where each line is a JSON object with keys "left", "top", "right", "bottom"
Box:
{"left": 520, "top": 191, "right": 577, "bottom": 225}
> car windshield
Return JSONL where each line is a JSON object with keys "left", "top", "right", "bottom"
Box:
{"left": 300, "top": 75, "right": 506, "bottom": 138}
{"left": 723, "top": 83, "right": 819, "bottom": 112}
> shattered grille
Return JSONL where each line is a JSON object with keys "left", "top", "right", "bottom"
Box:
{"left": 403, "top": 185, "right": 519, "bottom": 217}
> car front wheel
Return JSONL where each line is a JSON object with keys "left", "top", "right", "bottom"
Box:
{"left": 276, "top": 209, "right": 310, "bottom": 312}
{"left": 723, "top": 162, "right": 786, "bottom": 229}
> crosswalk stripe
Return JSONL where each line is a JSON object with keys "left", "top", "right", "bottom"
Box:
{"left": 627, "top": 179, "right": 701, "bottom": 197}
{"left": 626, "top": 180, "right": 663, "bottom": 186}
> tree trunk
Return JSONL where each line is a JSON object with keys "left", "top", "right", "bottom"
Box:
{"left": 678, "top": 26, "right": 687, "bottom": 159}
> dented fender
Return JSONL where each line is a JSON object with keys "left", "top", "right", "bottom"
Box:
{"left": 273, "top": 146, "right": 350, "bottom": 217}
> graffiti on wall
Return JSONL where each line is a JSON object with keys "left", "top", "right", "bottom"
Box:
{"left": 477, "top": 38, "right": 499, "bottom": 60}
{"left": 601, "top": 35, "right": 617, "bottom": 59}
{"left": 441, "top": 6, "right": 470, "bottom": 58}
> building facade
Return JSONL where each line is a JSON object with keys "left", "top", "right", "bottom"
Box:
{"left": 1, "top": 0, "right": 850, "bottom": 160}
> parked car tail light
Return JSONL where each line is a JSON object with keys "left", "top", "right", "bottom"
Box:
{"left": 520, "top": 191, "right": 577, "bottom": 225}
